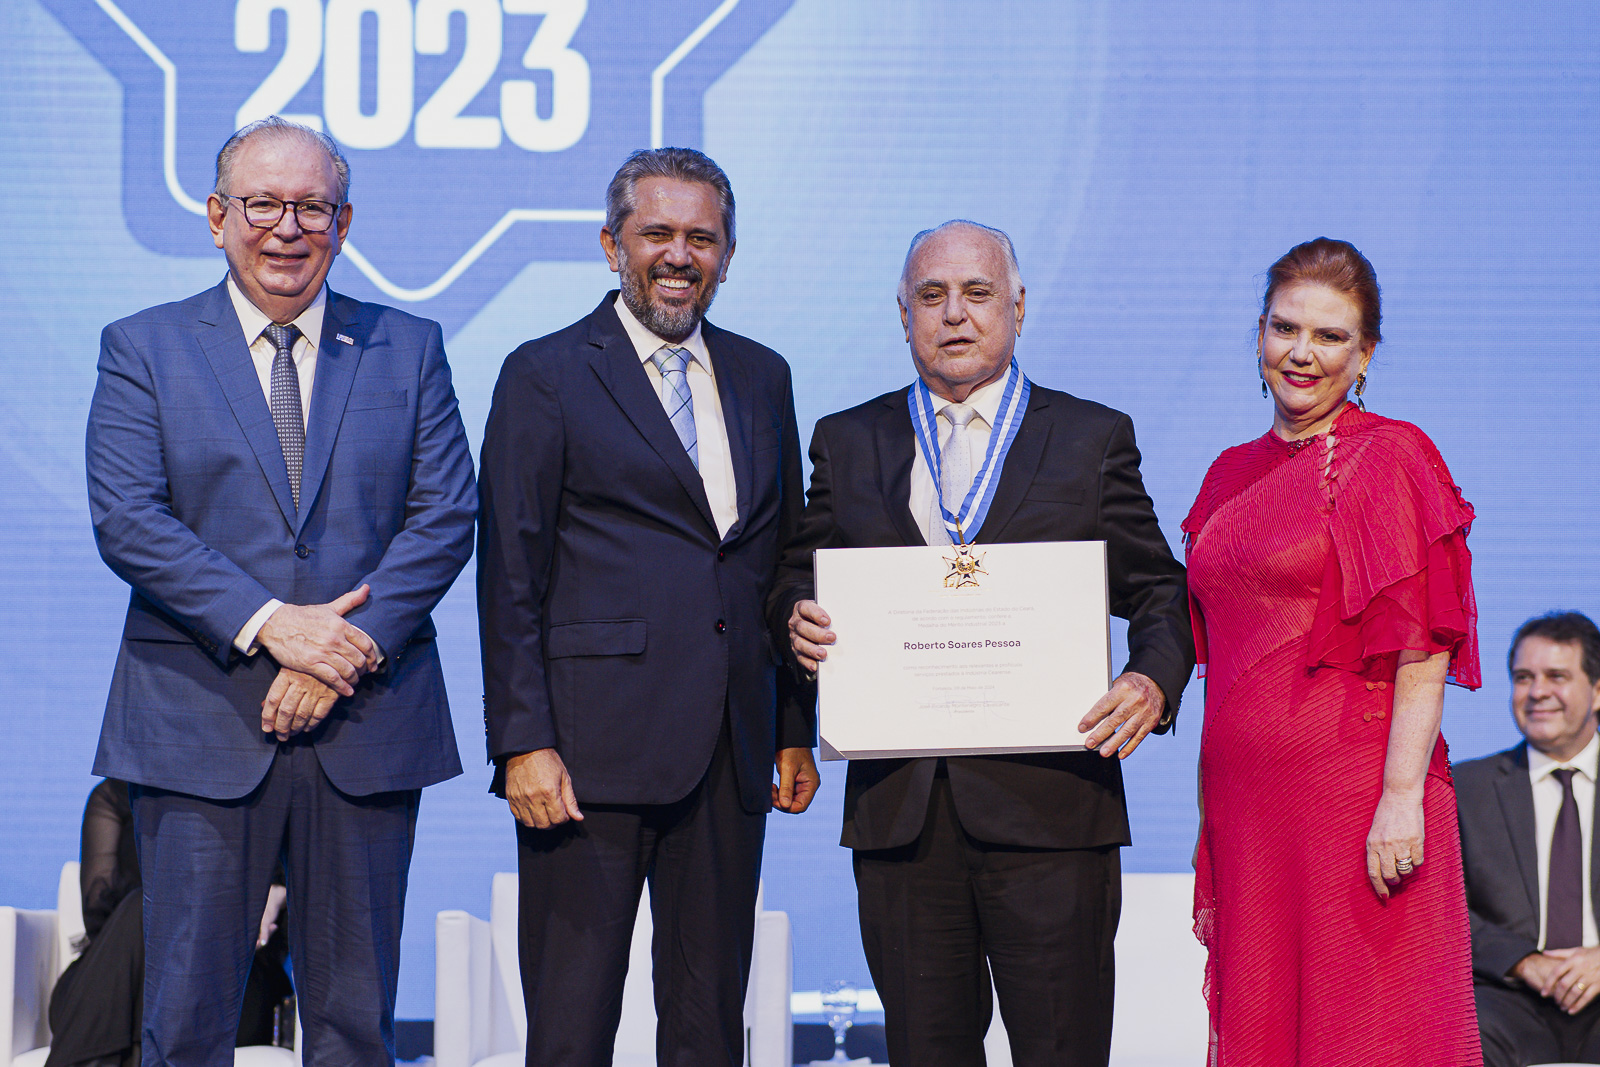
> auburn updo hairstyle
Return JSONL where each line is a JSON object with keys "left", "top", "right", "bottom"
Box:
{"left": 1261, "top": 238, "right": 1383, "bottom": 347}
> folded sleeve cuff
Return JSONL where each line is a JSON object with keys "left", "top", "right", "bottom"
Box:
{"left": 234, "top": 599, "right": 283, "bottom": 655}
{"left": 349, "top": 623, "right": 386, "bottom": 669}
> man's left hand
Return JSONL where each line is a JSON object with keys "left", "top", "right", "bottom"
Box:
{"left": 261, "top": 668, "right": 340, "bottom": 741}
{"left": 773, "top": 747, "right": 820, "bottom": 813}
{"left": 1079, "top": 672, "right": 1166, "bottom": 759}
{"left": 1543, "top": 946, "right": 1600, "bottom": 1014}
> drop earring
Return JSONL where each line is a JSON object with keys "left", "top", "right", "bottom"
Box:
{"left": 1261, "top": 380, "right": 1268, "bottom": 399}
{"left": 1258, "top": 344, "right": 1268, "bottom": 398}
{"left": 1354, "top": 372, "right": 1367, "bottom": 412}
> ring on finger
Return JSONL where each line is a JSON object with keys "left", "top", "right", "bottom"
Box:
{"left": 1395, "top": 857, "right": 1414, "bottom": 875}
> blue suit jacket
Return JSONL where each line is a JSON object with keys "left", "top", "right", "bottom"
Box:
{"left": 477, "top": 293, "right": 812, "bottom": 813}
{"left": 86, "top": 279, "right": 478, "bottom": 799}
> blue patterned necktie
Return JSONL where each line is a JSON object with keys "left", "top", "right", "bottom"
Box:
{"left": 264, "top": 322, "right": 305, "bottom": 508}
{"left": 651, "top": 345, "right": 699, "bottom": 470}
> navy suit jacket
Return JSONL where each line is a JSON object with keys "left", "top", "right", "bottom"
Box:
{"left": 1456, "top": 742, "right": 1600, "bottom": 985}
{"left": 767, "top": 384, "right": 1194, "bottom": 851}
{"left": 86, "top": 279, "right": 478, "bottom": 799}
{"left": 477, "top": 293, "right": 811, "bottom": 814}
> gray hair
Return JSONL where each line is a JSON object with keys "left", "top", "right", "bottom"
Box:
{"left": 215, "top": 116, "right": 351, "bottom": 204}
{"left": 898, "top": 219, "right": 1023, "bottom": 302}
{"left": 605, "top": 147, "right": 735, "bottom": 244}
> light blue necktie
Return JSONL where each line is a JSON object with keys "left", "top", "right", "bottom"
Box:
{"left": 651, "top": 345, "right": 699, "bottom": 470}
{"left": 931, "top": 402, "right": 977, "bottom": 544}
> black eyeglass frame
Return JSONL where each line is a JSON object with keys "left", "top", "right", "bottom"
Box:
{"left": 223, "top": 194, "right": 346, "bottom": 233}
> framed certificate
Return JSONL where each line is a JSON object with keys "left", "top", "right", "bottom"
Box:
{"left": 812, "top": 541, "right": 1110, "bottom": 760}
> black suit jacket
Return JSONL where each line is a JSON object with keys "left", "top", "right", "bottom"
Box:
{"left": 478, "top": 293, "right": 811, "bottom": 813}
{"left": 1456, "top": 742, "right": 1600, "bottom": 985}
{"left": 767, "top": 381, "right": 1194, "bottom": 850}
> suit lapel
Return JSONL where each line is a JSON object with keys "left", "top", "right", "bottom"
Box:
{"left": 874, "top": 394, "right": 925, "bottom": 547}
{"left": 195, "top": 281, "right": 297, "bottom": 528}
{"left": 1496, "top": 743, "right": 1542, "bottom": 918}
{"left": 585, "top": 299, "right": 717, "bottom": 534}
{"left": 971, "top": 389, "right": 1051, "bottom": 544}
{"left": 704, "top": 322, "right": 753, "bottom": 543}
{"left": 296, "top": 291, "right": 364, "bottom": 535}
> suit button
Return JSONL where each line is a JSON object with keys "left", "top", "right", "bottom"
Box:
{"left": 715, "top": 619, "right": 727, "bottom": 633}
{"left": 295, "top": 544, "right": 310, "bottom": 559}
{"left": 717, "top": 549, "right": 726, "bottom": 562}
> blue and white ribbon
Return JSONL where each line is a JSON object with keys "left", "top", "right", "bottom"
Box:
{"left": 908, "top": 359, "right": 1032, "bottom": 544}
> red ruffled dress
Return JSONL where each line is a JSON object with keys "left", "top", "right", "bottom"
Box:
{"left": 1183, "top": 405, "right": 1483, "bottom": 1066}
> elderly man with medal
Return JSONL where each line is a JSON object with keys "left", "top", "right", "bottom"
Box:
{"left": 767, "top": 220, "right": 1194, "bottom": 1067}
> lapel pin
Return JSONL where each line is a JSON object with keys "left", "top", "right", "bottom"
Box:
{"left": 335, "top": 333, "right": 354, "bottom": 345}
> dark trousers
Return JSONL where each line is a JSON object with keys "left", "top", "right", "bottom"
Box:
{"left": 1478, "top": 982, "right": 1600, "bottom": 1066}
{"left": 854, "top": 772, "right": 1120, "bottom": 1067}
{"left": 130, "top": 741, "right": 420, "bottom": 1067}
{"left": 515, "top": 723, "right": 767, "bottom": 1067}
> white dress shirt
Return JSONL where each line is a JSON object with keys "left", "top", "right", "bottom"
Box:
{"left": 909, "top": 367, "right": 1012, "bottom": 545}
{"left": 1530, "top": 733, "right": 1600, "bottom": 950}
{"left": 225, "top": 278, "right": 376, "bottom": 663}
{"left": 613, "top": 293, "right": 739, "bottom": 539}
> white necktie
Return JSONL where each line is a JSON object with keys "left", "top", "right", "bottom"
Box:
{"left": 932, "top": 403, "right": 978, "bottom": 544}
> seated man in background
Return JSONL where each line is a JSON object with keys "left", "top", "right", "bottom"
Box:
{"left": 1458, "top": 611, "right": 1600, "bottom": 1066}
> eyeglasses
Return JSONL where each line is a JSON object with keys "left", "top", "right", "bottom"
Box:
{"left": 224, "top": 194, "right": 343, "bottom": 233}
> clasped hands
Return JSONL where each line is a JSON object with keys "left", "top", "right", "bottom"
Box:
{"left": 788, "top": 600, "right": 1166, "bottom": 759}
{"left": 1515, "top": 946, "right": 1600, "bottom": 1015}
{"left": 256, "top": 585, "right": 379, "bottom": 741}
{"left": 503, "top": 746, "right": 821, "bottom": 830}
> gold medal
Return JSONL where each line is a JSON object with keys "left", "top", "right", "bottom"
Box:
{"left": 942, "top": 542, "right": 988, "bottom": 588}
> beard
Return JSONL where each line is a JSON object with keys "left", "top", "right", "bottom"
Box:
{"left": 617, "top": 252, "right": 721, "bottom": 343}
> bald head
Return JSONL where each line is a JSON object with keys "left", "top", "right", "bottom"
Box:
{"left": 898, "top": 220, "right": 1022, "bottom": 305}
{"left": 897, "top": 220, "right": 1027, "bottom": 403}
{"left": 215, "top": 116, "right": 351, "bottom": 204}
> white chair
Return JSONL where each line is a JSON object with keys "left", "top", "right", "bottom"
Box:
{"left": 4, "top": 862, "right": 297, "bottom": 1067}
{"left": 0, "top": 905, "right": 56, "bottom": 1067}
{"left": 435, "top": 875, "right": 792, "bottom": 1067}
{"left": 1, "top": 863, "right": 78, "bottom": 1067}
{"left": 52, "top": 864, "right": 81, "bottom": 993}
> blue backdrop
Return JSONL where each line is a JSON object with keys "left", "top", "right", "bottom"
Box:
{"left": 4, "top": 0, "right": 1598, "bottom": 1020}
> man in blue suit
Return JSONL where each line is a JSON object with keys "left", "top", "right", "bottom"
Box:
{"left": 85, "top": 117, "right": 477, "bottom": 1066}
{"left": 477, "top": 148, "right": 818, "bottom": 1066}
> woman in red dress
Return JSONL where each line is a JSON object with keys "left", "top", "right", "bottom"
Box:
{"left": 1184, "top": 238, "right": 1483, "bottom": 1065}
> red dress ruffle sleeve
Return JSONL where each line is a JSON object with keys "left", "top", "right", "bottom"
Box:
{"left": 1307, "top": 413, "right": 1481, "bottom": 689}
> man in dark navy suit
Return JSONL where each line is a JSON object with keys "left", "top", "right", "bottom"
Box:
{"left": 770, "top": 221, "right": 1193, "bottom": 1067}
{"left": 1458, "top": 612, "right": 1600, "bottom": 1066}
{"left": 477, "top": 147, "right": 819, "bottom": 1067}
{"left": 86, "top": 118, "right": 477, "bottom": 1066}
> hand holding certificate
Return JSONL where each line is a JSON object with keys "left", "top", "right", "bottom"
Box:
{"left": 811, "top": 540, "right": 1111, "bottom": 760}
